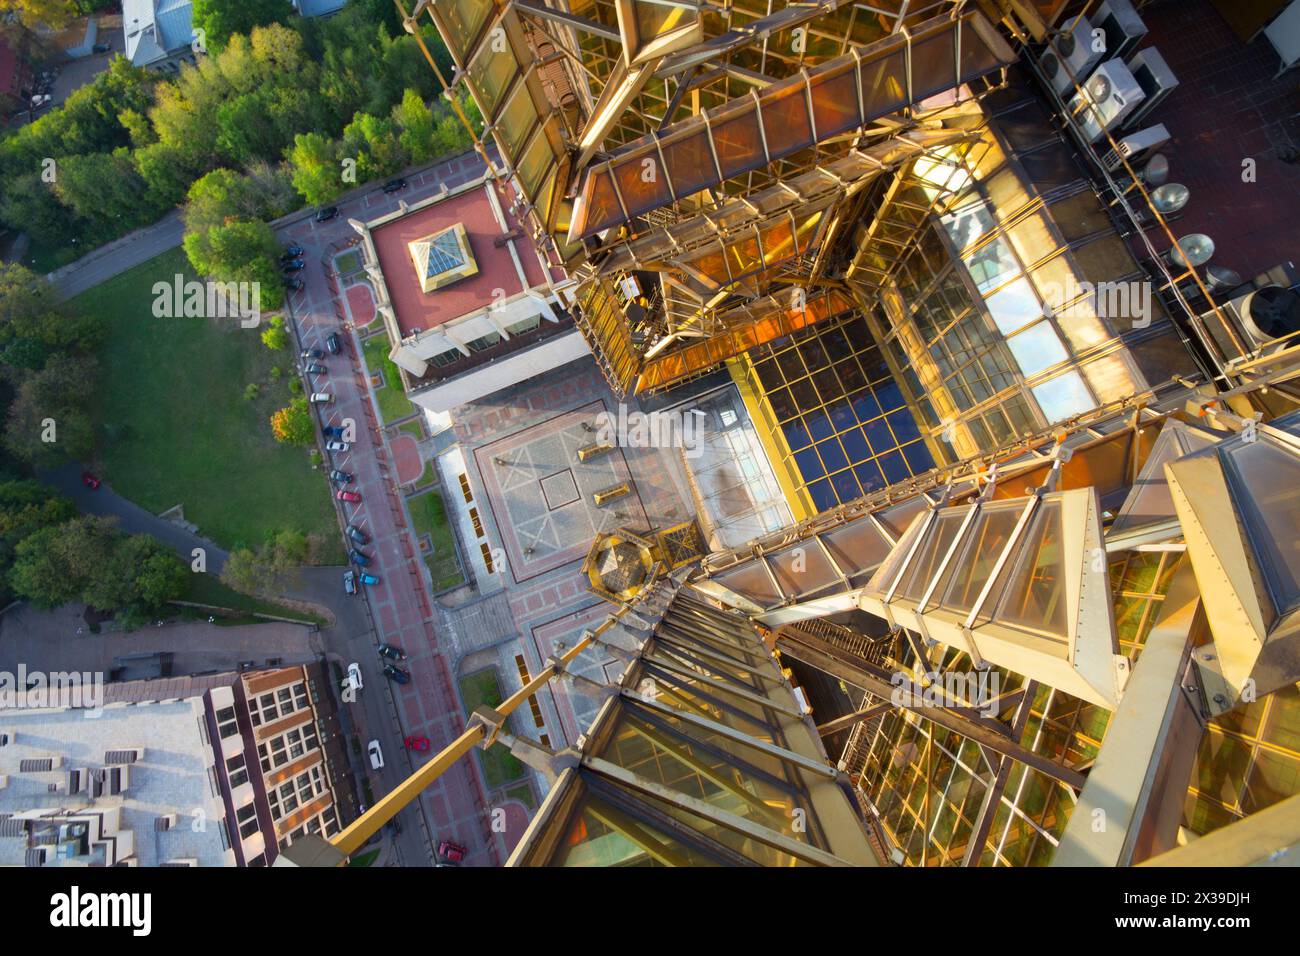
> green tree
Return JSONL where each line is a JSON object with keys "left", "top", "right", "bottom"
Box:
{"left": 84, "top": 533, "right": 188, "bottom": 617}
{"left": 269, "top": 396, "right": 313, "bottom": 445}
{"left": 53, "top": 149, "right": 162, "bottom": 241}
{"left": 393, "top": 89, "right": 436, "bottom": 164}
{"left": 183, "top": 218, "right": 283, "bottom": 311}
{"left": 219, "top": 545, "right": 273, "bottom": 596}
{"left": 8, "top": 514, "right": 118, "bottom": 609}
{"left": 2, "top": 353, "right": 99, "bottom": 467}
{"left": 191, "top": 0, "right": 293, "bottom": 53}
{"left": 261, "top": 316, "right": 289, "bottom": 350}
{"left": 341, "top": 111, "right": 407, "bottom": 182}
{"left": 287, "top": 132, "right": 343, "bottom": 206}
{"left": 0, "top": 0, "right": 79, "bottom": 29}
{"left": 0, "top": 479, "right": 76, "bottom": 587}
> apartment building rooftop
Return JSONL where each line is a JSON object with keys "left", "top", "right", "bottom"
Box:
{"left": 0, "top": 694, "right": 234, "bottom": 867}
{"left": 366, "top": 176, "right": 562, "bottom": 338}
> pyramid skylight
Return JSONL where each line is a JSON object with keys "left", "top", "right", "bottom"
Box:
{"left": 409, "top": 223, "right": 478, "bottom": 293}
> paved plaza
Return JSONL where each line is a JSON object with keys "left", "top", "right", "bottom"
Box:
{"left": 473, "top": 401, "right": 651, "bottom": 581}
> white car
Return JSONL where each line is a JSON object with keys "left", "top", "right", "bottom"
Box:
{"left": 367, "top": 740, "right": 384, "bottom": 770}
{"left": 310, "top": 392, "right": 332, "bottom": 403}
{"left": 343, "top": 662, "right": 363, "bottom": 693}
{"left": 325, "top": 440, "right": 350, "bottom": 452}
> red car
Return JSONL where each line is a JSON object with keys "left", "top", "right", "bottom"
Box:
{"left": 438, "top": 840, "right": 466, "bottom": 864}
{"left": 404, "top": 736, "right": 430, "bottom": 752}
{"left": 336, "top": 489, "right": 361, "bottom": 503}
{"left": 81, "top": 470, "right": 101, "bottom": 490}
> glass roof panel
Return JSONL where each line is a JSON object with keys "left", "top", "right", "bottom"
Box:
{"left": 987, "top": 499, "right": 1068, "bottom": 639}
{"left": 711, "top": 105, "right": 767, "bottom": 180}
{"left": 897, "top": 506, "right": 972, "bottom": 603}
{"left": 938, "top": 501, "right": 1025, "bottom": 614}
{"left": 1222, "top": 438, "right": 1300, "bottom": 616}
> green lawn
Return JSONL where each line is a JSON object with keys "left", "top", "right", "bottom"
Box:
{"left": 413, "top": 458, "right": 437, "bottom": 489}
{"left": 83, "top": 248, "right": 344, "bottom": 559}
{"left": 361, "top": 334, "right": 416, "bottom": 423}
{"left": 458, "top": 669, "right": 527, "bottom": 788}
{"left": 506, "top": 782, "right": 537, "bottom": 809}
{"left": 408, "top": 490, "right": 464, "bottom": 591}
{"left": 347, "top": 848, "right": 380, "bottom": 867}
{"left": 180, "top": 573, "right": 328, "bottom": 627}
{"left": 398, "top": 419, "right": 424, "bottom": 442}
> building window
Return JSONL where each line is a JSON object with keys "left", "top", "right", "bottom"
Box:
{"left": 216, "top": 706, "right": 240, "bottom": 739}
{"left": 431, "top": 349, "right": 462, "bottom": 368}
{"left": 236, "top": 803, "right": 259, "bottom": 840}
{"left": 458, "top": 473, "right": 474, "bottom": 503}
{"left": 505, "top": 315, "right": 541, "bottom": 336}
{"left": 480, "top": 542, "right": 495, "bottom": 573}
{"left": 466, "top": 331, "right": 503, "bottom": 352}
{"left": 226, "top": 753, "right": 249, "bottom": 789}
{"left": 469, "top": 507, "right": 485, "bottom": 538}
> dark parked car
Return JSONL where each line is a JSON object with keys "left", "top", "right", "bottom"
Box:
{"left": 382, "top": 178, "right": 407, "bottom": 194}
{"left": 348, "top": 547, "right": 370, "bottom": 566}
{"left": 282, "top": 259, "right": 305, "bottom": 273}
{"left": 330, "top": 469, "right": 354, "bottom": 484}
{"left": 304, "top": 362, "right": 326, "bottom": 375}
{"left": 301, "top": 347, "right": 324, "bottom": 360}
{"left": 325, "top": 332, "right": 341, "bottom": 355}
{"left": 283, "top": 276, "right": 304, "bottom": 291}
{"left": 92, "top": 42, "right": 111, "bottom": 54}
{"left": 322, "top": 425, "right": 345, "bottom": 438}
{"left": 378, "top": 643, "right": 407, "bottom": 662}
{"left": 382, "top": 664, "right": 410, "bottom": 685}
{"left": 315, "top": 206, "right": 339, "bottom": 222}
{"left": 346, "top": 524, "right": 369, "bottom": 545}
{"left": 343, "top": 570, "right": 358, "bottom": 595}
{"left": 281, "top": 245, "right": 304, "bottom": 260}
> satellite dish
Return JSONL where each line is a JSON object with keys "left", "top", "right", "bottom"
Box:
{"left": 1170, "top": 234, "right": 1214, "bottom": 268}
{"left": 1142, "top": 154, "right": 1170, "bottom": 186}
{"left": 1150, "top": 183, "right": 1189, "bottom": 214}
{"left": 1205, "top": 265, "right": 1241, "bottom": 292}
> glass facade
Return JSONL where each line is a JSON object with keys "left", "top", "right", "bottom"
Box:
{"left": 854, "top": 550, "right": 1183, "bottom": 866}
{"left": 857, "top": 102, "right": 1150, "bottom": 463}
{"left": 749, "top": 312, "right": 935, "bottom": 511}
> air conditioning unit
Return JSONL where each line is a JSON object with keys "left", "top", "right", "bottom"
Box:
{"left": 1070, "top": 59, "right": 1146, "bottom": 143}
{"left": 155, "top": 813, "right": 178, "bottom": 832}
{"left": 1041, "top": 14, "right": 1104, "bottom": 95}
{"left": 1094, "top": 0, "right": 1148, "bottom": 61}
{"left": 1238, "top": 285, "right": 1300, "bottom": 350}
{"left": 66, "top": 769, "right": 85, "bottom": 795}
{"left": 1101, "top": 123, "right": 1170, "bottom": 171}
{"left": 1123, "top": 47, "right": 1179, "bottom": 129}
{"left": 1199, "top": 278, "right": 1300, "bottom": 365}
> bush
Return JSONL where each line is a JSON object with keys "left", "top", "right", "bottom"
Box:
{"left": 243, "top": 382, "right": 260, "bottom": 401}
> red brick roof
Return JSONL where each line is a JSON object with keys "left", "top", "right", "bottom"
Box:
{"left": 371, "top": 181, "right": 556, "bottom": 337}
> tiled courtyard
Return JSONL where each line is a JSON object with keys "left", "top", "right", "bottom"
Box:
{"left": 473, "top": 401, "right": 651, "bottom": 581}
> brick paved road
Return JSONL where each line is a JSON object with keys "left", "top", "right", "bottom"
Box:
{"left": 278, "top": 152, "right": 509, "bottom": 866}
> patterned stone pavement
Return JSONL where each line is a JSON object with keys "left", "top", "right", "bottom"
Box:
{"left": 279, "top": 150, "right": 509, "bottom": 866}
